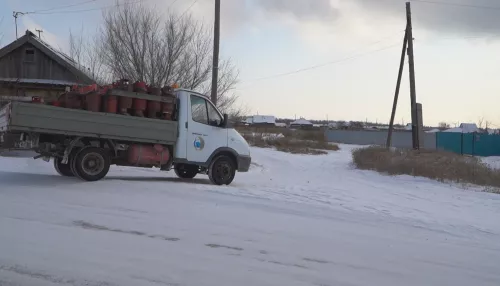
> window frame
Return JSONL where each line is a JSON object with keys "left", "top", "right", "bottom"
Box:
{"left": 24, "top": 48, "right": 36, "bottom": 63}
{"left": 190, "top": 94, "right": 223, "bottom": 127}
{"left": 207, "top": 100, "right": 223, "bottom": 127}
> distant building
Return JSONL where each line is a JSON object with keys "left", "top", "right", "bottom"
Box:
{"left": 275, "top": 122, "right": 287, "bottom": 128}
{"left": 0, "top": 30, "right": 94, "bottom": 103}
{"left": 426, "top": 129, "right": 441, "bottom": 133}
{"left": 243, "top": 115, "right": 276, "bottom": 126}
{"left": 290, "top": 118, "right": 313, "bottom": 129}
{"left": 444, "top": 123, "right": 478, "bottom": 134}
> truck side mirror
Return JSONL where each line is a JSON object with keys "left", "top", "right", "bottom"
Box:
{"left": 221, "top": 114, "right": 229, "bottom": 128}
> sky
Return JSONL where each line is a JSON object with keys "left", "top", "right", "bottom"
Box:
{"left": 1, "top": 0, "right": 500, "bottom": 126}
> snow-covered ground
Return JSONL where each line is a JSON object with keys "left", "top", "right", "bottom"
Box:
{"left": 1, "top": 145, "right": 499, "bottom": 286}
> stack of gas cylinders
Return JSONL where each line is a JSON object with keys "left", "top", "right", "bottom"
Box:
{"left": 56, "top": 79, "right": 176, "bottom": 120}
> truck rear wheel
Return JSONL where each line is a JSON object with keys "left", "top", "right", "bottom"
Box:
{"left": 208, "top": 155, "right": 236, "bottom": 186}
{"left": 54, "top": 158, "right": 74, "bottom": 177}
{"left": 72, "top": 147, "right": 111, "bottom": 182}
{"left": 174, "top": 164, "right": 199, "bottom": 179}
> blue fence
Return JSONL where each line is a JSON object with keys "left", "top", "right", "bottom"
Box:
{"left": 436, "top": 132, "right": 500, "bottom": 157}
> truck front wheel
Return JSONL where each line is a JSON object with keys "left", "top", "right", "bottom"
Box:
{"left": 174, "top": 164, "right": 199, "bottom": 179}
{"left": 54, "top": 158, "right": 74, "bottom": 177}
{"left": 72, "top": 147, "right": 111, "bottom": 182}
{"left": 208, "top": 155, "right": 236, "bottom": 186}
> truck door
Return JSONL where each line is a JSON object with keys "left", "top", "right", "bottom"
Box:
{"left": 186, "top": 94, "right": 228, "bottom": 164}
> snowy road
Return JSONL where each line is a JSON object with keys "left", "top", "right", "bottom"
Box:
{"left": 1, "top": 146, "right": 499, "bottom": 286}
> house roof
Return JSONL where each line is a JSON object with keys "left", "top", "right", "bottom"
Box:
{"left": 243, "top": 115, "right": 276, "bottom": 124}
{"left": 252, "top": 115, "right": 276, "bottom": 124}
{"left": 459, "top": 123, "right": 478, "bottom": 133}
{"left": 291, "top": 118, "right": 313, "bottom": 125}
{"left": 0, "top": 78, "right": 84, "bottom": 86}
{"left": 0, "top": 30, "right": 94, "bottom": 84}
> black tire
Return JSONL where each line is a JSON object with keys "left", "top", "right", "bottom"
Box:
{"left": 53, "top": 158, "right": 74, "bottom": 177}
{"left": 174, "top": 164, "right": 199, "bottom": 179}
{"left": 208, "top": 155, "right": 236, "bottom": 186}
{"left": 72, "top": 147, "right": 111, "bottom": 182}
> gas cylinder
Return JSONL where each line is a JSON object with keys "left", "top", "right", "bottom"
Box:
{"left": 99, "top": 84, "right": 117, "bottom": 113}
{"left": 133, "top": 81, "right": 147, "bottom": 117}
{"left": 128, "top": 144, "right": 170, "bottom": 166}
{"left": 147, "top": 87, "right": 162, "bottom": 119}
{"left": 106, "top": 95, "right": 118, "bottom": 113}
{"left": 117, "top": 79, "right": 132, "bottom": 115}
{"left": 59, "top": 92, "right": 83, "bottom": 109}
{"left": 85, "top": 92, "right": 101, "bottom": 112}
{"left": 161, "top": 86, "right": 175, "bottom": 120}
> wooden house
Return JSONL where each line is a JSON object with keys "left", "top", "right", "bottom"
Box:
{"left": 0, "top": 30, "right": 94, "bottom": 103}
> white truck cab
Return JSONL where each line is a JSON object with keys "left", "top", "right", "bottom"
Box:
{"left": 172, "top": 89, "right": 251, "bottom": 185}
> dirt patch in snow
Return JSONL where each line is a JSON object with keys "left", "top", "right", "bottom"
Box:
{"left": 303, "top": 257, "right": 330, "bottom": 264}
{"left": 73, "top": 221, "right": 180, "bottom": 241}
{"left": 205, "top": 243, "right": 243, "bottom": 251}
{"left": 0, "top": 264, "right": 116, "bottom": 286}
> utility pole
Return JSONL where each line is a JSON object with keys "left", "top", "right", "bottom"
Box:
{"left": 13, "top": 11, "right": 25, "bottom": 39}
{"left": 386, "top": 28, "right": 408, "bottom": 148}
{"left": 35, "top": 29, "right": 43, "bottom": 38}
{"left": 406, "top": 2, "right": 419, "bottom": 149}
{"left": 211, "top": 0, "right": 221, "bottom": 106}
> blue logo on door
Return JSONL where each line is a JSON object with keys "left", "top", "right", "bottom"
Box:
{"left": 194, "top": 136, "right": 205, "bottom": 151}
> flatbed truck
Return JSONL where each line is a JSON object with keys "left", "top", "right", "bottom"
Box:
{"left": 0, "top": 89, "right": 251, "bottom": 185}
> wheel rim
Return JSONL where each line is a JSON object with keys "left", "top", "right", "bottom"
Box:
{"left": 81, "top": 153, "right": 105, "bottom": 176}
{"left": 214, "top": 161, "right": 232, "bottom": 183}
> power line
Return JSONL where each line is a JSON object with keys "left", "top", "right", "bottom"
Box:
{"left": 25, "top": 0, "right": 99, "bottom": 14}
{"left": 176, "top": 0, "right": 199, "bottom": 21}
{"left": 32, "top": 0, "right": 148, "bottom": 15}
{"left": 241, "top": 31, "right": 405, "bottom": 84}
{"left": 236, "top": 43, "right": 400, "bottom": 89}
{"left": 168, "top": 0, "right": 180, "bottom": 9}
{"left": 411, "top": 0, "right": 500, "bottom": 10}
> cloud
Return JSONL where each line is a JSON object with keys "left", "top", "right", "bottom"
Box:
{"left": 255, "top": 0, "right": 339, "bottom": 21}
{"left": 211, "top": 0, "right": 500, "bottom": 37}
{"left": 21, "top": 16, "right": 69, "bottom": 53}
{"left": 338, "top": 0, "right": 500, "bottom": 36}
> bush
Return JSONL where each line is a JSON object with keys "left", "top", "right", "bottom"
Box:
{"left": 352, "top": 146, "right": 500, "bottom": 191}
{"left": 242, "top": 132, "right": 339, "bottom": 155}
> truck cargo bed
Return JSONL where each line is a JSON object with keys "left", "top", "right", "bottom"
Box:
{"left": 0, "top": 102, "right": 178, "bottom": 145}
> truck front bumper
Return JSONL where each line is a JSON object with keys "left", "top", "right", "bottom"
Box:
{"left": 237, "top": 155, "right": 251, "bottom": 172}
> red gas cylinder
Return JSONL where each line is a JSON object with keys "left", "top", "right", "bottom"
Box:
{"left": 128, "top": 144, "right": 170, "bottom": 166}
{"left": 147, "top": 87, "right": 162, "bottom": 119}
{"left": 133, "top": 81, "right": 148, "bottom": 117}
{"left": 117, "top": 79, "right": 132, "bottom": 115}
{"left": 99, "top": 85, "right": 117, "bottom": 113}
{"left": 106, "top": 95, "right": 118, "bottom": 113}
{"left": 85, "top": 92, "right": 101, "bottom": 112}
{"left": 59, "top": 92, "right": 83, "bottom": 109}
{"left": 161, "top": 86, "right": 175, "bottom": 120}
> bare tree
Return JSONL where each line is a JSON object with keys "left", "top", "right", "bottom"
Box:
{"left": 485, "top": 120, "right": 491, "bottom": 132}
{"left": 438, "top": 122, "right": 450, "bottom": 130}
{"left": 478, "top": 117, "right": 485, "bottom": 129}
{"left": 69, "top": 29, "right": 112, "bottom": 84}
{"left": 96, "top": 3, "right": 240, "bottom": 113}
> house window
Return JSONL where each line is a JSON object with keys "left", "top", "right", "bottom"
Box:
{"left": 25, "top": 49, "right": 35, "bottom": 62}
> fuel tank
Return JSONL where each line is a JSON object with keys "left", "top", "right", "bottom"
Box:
{"left": 128, "top": 144, "right": 170, "bottom": 166}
